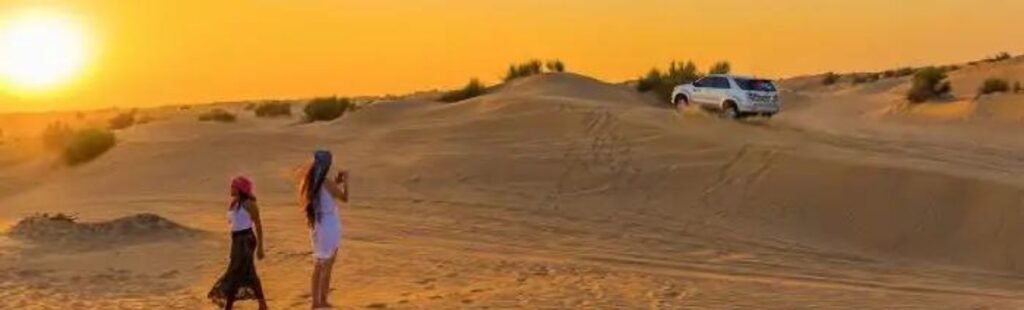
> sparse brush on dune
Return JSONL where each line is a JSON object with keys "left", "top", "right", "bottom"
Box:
{"left": 967, "top": 52, "right": 1013, "bottom": 66}
{"left": 304, "top": 96, "right": 352, "bottom": 122}
{"left": 985, "top": 52, "right": 1012, "bottom": 63}
{"left": 978, "top": 78, "right": 1010, "bottom": 96}
{"left": 545, "top": 59, "right": 566, "bottom": 73}
{"left": 883, "top": 67, "right": 916, "bottom": 79}
{"left": 107, "top": 110, "right": 136, "bottom": 130}
{"left": 636, "top": 60, "right": 703, "bottom": 101}
{"left": 42, "top": 121, "right": 74, "bottom": 151}
{"left": 850, "top": 74, "right": 868, "bottom": 85}
{"left": 254, "top": 101, "right": 292, "bottom": 118}
{"left": 440, "top": 79, "right": 487, "bottom": 103}
{"left": 708, "top": 61, "right": 732, "bottom": 74}
{"left": 1014, "top": 81, "right": 1022, "bottom": 93}
{"left": 907, "top": 67, "right": 952, "bottom": 103}
{"left": 63, "top": 128, "right": 116, "bottom": 165}
{"left": 504, "top": 60, "right": 544, "bottom": 82}
{"left": 198, "top": 108, "right": 237, "bottom": 123}
{"left": 822, "top": 72, "right": 840, "bottom": 85}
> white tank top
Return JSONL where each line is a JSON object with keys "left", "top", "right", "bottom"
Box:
{"left": 317, "top": 188, "right": 337, "bottom": 216}
{"left": 228, "top": 201, "right": 254, "bottom": 232}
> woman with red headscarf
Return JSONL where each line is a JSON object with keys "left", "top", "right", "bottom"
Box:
{"left": 208, "top": 176, "right": 269, "bottom": 310}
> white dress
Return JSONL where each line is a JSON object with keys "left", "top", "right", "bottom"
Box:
{"left": 312, "top": 188, "right": 342, "bottom": 259}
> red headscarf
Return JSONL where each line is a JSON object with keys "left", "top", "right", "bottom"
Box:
{"left": 230, "top": 176, "right": 254, "bottom": 209}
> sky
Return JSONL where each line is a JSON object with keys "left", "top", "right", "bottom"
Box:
{"left": 0, "top": 0, "right": 1022, "bottom": 112}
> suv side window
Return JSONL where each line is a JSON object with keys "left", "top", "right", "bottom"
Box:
{"left": 712, "top": 77, "right": 732, "bottom": 89}
{"left": 693, "top": 78, "right": 708, "bottom": 88}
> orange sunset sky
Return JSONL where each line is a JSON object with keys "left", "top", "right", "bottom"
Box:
{"left": 0, "top": 0, "right": 1022, "bottom": 112}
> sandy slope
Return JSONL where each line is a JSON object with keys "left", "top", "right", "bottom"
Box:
{"left": 2, "top": 72, "right": 1024, "bottom": 309}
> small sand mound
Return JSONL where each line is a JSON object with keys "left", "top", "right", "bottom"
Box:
{"left": 7, "top": 213, "right": 202, "bottom": 248}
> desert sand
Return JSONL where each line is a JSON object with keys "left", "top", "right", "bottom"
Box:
{"left": 2, "top": 58, "right": 1024, "bottom": 309}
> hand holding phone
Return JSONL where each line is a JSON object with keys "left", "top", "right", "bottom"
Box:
{"left": 335, "top": 170, "right": 349, "bottom": 184}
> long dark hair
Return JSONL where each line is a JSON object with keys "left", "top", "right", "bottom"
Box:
{"left": 233, "top": 191, "right": 254, "bottom": 210}
{"left": 300, "top": 150, "right": 332, "bottom": 227}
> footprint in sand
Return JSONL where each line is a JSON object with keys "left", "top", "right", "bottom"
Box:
{"left": 414, "top": 277, "right": 434, "bottom": 285}
{"left": 366, "top": 302, "right": 388, "bottom": 308}
{"left": 158, "top": 269, "right": 179, "bottom": 279}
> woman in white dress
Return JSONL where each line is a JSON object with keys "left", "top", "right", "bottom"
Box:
{"left": 300, "top": 150, "right": 349, "bottom": 309}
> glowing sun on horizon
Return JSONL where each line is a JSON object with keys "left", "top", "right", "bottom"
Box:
{"left": 0, "top": 11, "right": 89, "bottom": 90}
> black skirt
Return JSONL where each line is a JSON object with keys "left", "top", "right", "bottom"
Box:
{"left": 208, "top": 228, "right": 265, "bottom": 305}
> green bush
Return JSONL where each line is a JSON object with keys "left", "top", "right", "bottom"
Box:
{"left": 198, "top": 109, "right": 237, "bottom": 122}
{"left": 254, "top": 101, "right": 292, "bottom": 118}
{"left": 822, "top": 72, "right": 840, "bottom": 85}
{"left": 63, "top": 129, "right": 116, "bottom": 165}
{"left": 636, "top": 60, "right": 704, "bottom": 101}
{"left": 42, "top": 121, "right": 73, "bottom": 150}
{"left": 108, "top": 111, "right": 136, "bottom": 130}
{"left": 440, "top": 79, "right": 487, "bottom": 103}
{"left": 304, "top": 97, "right": 352, "bottom": 122}
{"left": 504, "top": 60, "right": 543, "bottom": 82}
{"left": 545, "top": 59, "right": 566, "bottom": 73}
{"left": 708, "top": 61, "right": 731, "bottom": 75}
{"left": 978, "top": 78, "right": 1010, "bottom": 95}
{"left": 907, "top": 67, "right": 951, "bottom": 103}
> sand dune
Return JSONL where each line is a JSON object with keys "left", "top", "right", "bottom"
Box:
{"left": 2, "top": 71, "right": 1024, "bottom": 309}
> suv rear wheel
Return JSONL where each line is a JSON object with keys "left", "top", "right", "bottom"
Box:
{"left": 673, "top": 95, "right": 688, "bottom": 108}
{"left": 722, "top": 101, "right": 740, "bottom": 119}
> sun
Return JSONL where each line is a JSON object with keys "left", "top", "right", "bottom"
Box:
{"left": 0, "top": 11, "right": 89, "bottom": 90}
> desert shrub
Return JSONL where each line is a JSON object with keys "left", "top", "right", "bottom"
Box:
{"left": 850, "top": 74, "right": 868, "bottom": 85}
{"left": 107, "top": 111, "right": 136, "bottom": 130}
{"left": 867, "top": 73, "right": 881, "bottom": 82}
{"left": 545, "top": 59, "right": 566, "bottom": 73}
{"left": 440, "top": 79, "right": 487, "bottom": 103}
{"left": 894, "top": 67, "right": 915, "bottom": 78}
{"left": 198, "top": 109, "right": 237, "bottom": 123}
{"left": 636, "top": 69, "right": 664, "bottom": 93}
{"left": 978, "top": 78, "right": 1010, "bottom": 96}
{"left": 179, "top": 105, "right": 192, "bottom": 111}
{"left": 822, "top": 72, "right": 840, "bottom": 85}
{"left": 636, "top": 60, "right": 703, "bottom": 101}
{"left": 504, "top": 60, "right": 543, "bottom": 82}
{"left": 304, "top": 97, "right": 352, "bottom": 122}
{"left": 42, "top": 121, "right": 74, "bottom": 150}
{"left": 1014, "top": 81, "right": 1022, "bottom": 93}
{"left": 906, "top": 67, "right": 951, "bottom": 103}
{"left": 708, "top": 61, "right": 731, "bottom": 75}
{"left": 63, "top": 129, "right": 116, "bottom": 165}
{"left": 254, "top": 101, "right": 292, "bottom": 118}
{"left": 244, "top": 103, "right": 256, "bottom": 111}
{"left": 984, "top": 52, "right": 1012, "bottom": 63}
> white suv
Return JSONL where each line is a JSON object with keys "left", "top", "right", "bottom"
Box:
{"left": 671, "top": 74, "right": 780, "bottom": 119}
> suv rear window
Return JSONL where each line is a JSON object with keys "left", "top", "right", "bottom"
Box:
{"left": 734, "top": 78, "right": 777, "bottom": 92}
